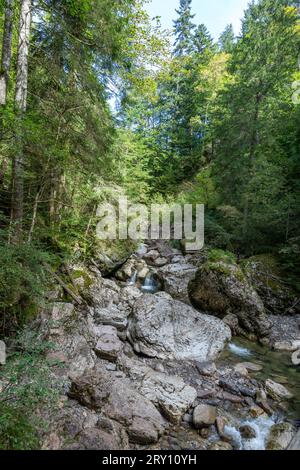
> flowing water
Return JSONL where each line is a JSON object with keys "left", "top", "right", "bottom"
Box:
{"left": 221, "top": 338, "right": 300, "bottom": 421}
{"left": 127, "top": 271, "right": 138, "bottom": 286}
{"left": 223, "top": 416, "right": 276, "bottom": 450}
{"left": 141, "top": 274, "right": 160, "bottom": 294}
{"left": 216, "top": 338, "right": 300, "bottom": 449}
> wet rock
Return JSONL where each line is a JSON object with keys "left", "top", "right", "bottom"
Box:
{"left": 0, "top": 340, "right": 6, "bottom": 365}
{"left": 127, "top": 293, "right": 231, "bottom": 361}
{"left": 216, "top": 417, "right": 226, "bottom": 437}
{"left": 94, "top": 326, "right": 123, "bottom": 362}
{"left": 136, "top": 244, "right": 148, "bottom": 257}
{"left": 193, "top": 404, "right": 217, "bottom": 429}
{"left": 223, "top": 313, "right": 240, "bottom": 335}
{"left": 183, "top": 413, "right": 193, "bottom": 424}
{"left": 219, "top": 379, "right": 256, "bottom": 398}
{"left": 265, "top": 379, "right": 293, "bottom": 401}
{"left": 249, "top": 405, "right": 267, "bottom": 418}
{"left": 197, "top": 389, "right": 217, "bottom": 400}
{"left": 273, "top": 341, "right": 300, "bottom": 353}
{"left": 255, "top": 389, "right": 273, "bottom": 416}
{"left": 292, "top": 349, "right": 300, "bottom": 366}
{"left": 234, "top": 364, "right": 249, "bottom": 376}
{"left": 238, "top": 362, "right": 263, "bottom": 372}
{"left": 189, "top": 257, "right": 271, "bottom": 337}
{"left": 209, "top": 441, "right": 233, "bottom": 451}
{"left": 266, "top": 422, "right": 296, "bottom": 450}
{"left": 239, "top": 425, "right": 257, "bottom": 439}
{"left": 115, "top": 257, "right": 149, "bottom": 282}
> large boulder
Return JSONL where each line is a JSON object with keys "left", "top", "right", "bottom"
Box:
{"left": 158, "top": 263, "right": 197, "bottom": 304}
{"left": 127, "top": 292, "right": 231, "bottom": 361}
{"left": 69, "top": 368, "right": 166, "bottom": 444}
{"left": 43, "top": 401, "right": 129, "bottom": 450}
{"left": 189, "top": 255, "right": 271, "bottom": 338}
{"left": 242, "top": 255, "right": 300, "bottom": 315}
{"left": 41, "top": 302, "right": 96, "bottom": 376}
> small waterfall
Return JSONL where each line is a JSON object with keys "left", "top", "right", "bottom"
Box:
{"left": 141, "top": 274, "right": 159, "bottom": 294}
{"left": 127, "top": 270, "right": 138, "bottom": 286}
{"left": 223, "top": 416, "right": 276, "bottom": 451}
{"left": 228, "top": 342, "right": 252, "bottom": 358}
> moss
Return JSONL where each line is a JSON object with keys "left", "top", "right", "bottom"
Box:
{"left": 208, "top": 248, "right": 237, "bottom": 265}
{"left": 205, "top": 259, "right": 246, "bottom": 282}
{"left": 207, "top": 262, "right": 232, "bottom": 277}
{"left": 72, "top": 269, "right": 93, "bottom": 289}
{"left": 241, "top": 254, "right": 285, "bottom": 293}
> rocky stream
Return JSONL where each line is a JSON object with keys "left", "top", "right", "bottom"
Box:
{"left": 35, "top": 241, "right": 300, "bottom": 451}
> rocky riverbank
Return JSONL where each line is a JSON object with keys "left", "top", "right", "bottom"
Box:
{"left": 24, "top": 242, "right": 300, "bottom": 450}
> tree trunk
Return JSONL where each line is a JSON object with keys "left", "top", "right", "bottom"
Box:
{"left": 0, "top": 0, "right": 14, "bottom": 107}
{"left": 10, "top": 0, "right": 32, "bottom": 243}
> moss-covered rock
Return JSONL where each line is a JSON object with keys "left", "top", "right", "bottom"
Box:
{"left": 93, "top": 240, "right": 137, "bottom": 276}
{"left": 242, "top": 254, "right": 300, "bottom": 315}
{"left": 266, "top": 422, "right": 295, "bottom": 450}
{"left": 189, "top": 250, "right": 271, "bottom": 338}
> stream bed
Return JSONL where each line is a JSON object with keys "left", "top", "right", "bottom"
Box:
{"left": 221, "top": 338, "right": 300, "bottom": 422}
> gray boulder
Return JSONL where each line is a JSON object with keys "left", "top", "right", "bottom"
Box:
{"left": 158, "top": 263, "right": 197, "bottom": 304}
{"left": 193, "top": 404, "right": 217, "bottom": 429}
{"left": 127, "top": 292, "right": 231, "bottom": 361}
{"left": 189, "top": 259, "right": 271, "bottom": 337}
{"left": 69, "top": 368, "right": 166, "bottom": 444}
{"left": 266, "top": 423, "right": 296, "bottom": 450}
{"left": 94, "top": 325, "right": 123, "bottom": 362}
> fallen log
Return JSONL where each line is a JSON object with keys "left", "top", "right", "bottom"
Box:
{"left": 43, "top": 263, "right": 84, "bottom": 306}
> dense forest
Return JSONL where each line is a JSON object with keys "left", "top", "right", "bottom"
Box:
{"left": 0, "top": 0, "right": 300, "bottom": 452}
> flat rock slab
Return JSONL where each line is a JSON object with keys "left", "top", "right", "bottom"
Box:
{"left": 94, "top": 326, "right": 123, "bottom": 362}
{"left": 265, "top": 379, "right": 293, "bottom": 401}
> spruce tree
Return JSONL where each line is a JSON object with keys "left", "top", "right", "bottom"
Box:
{"left": 219, "top": 24, "right": 235, "bottom": 53}
{"left": 174, "top": 0, "right": 196, "bottom": 56}
{"left": 194, "top": 24, "right": 214, "bottom": 55}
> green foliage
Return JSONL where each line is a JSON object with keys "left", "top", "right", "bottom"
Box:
{"left": 0, "top": 235, "right": 52, "bottom": 330}
{"left": 0, "top": 331, "right": 60, "bottom": 450}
